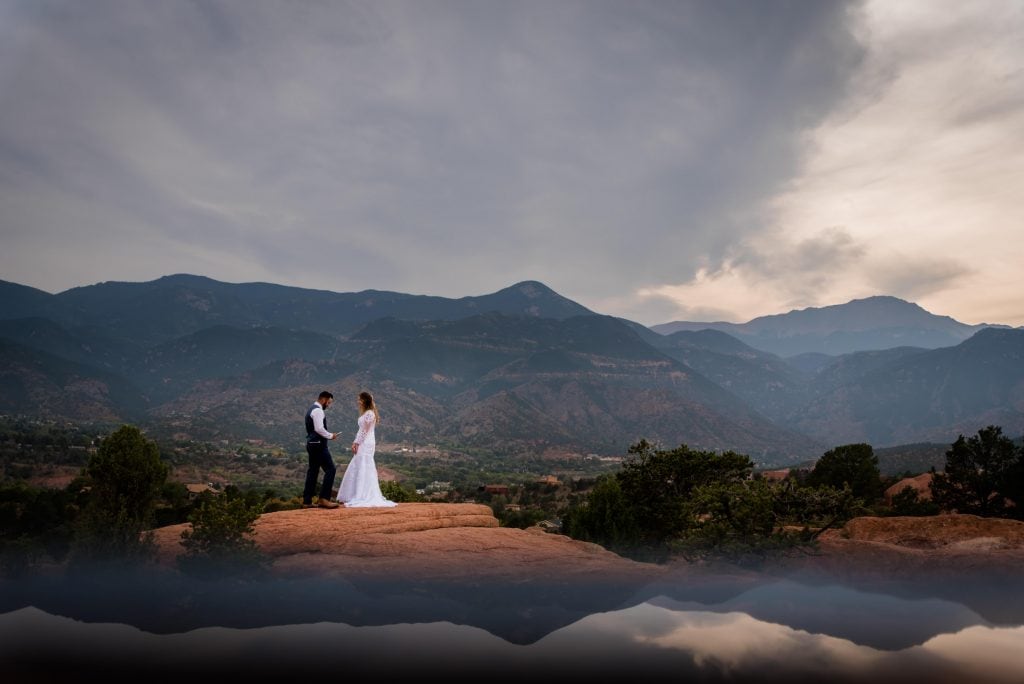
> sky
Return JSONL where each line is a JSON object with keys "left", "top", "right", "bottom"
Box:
{"left": 0, "top": 0, "right": 1021, "bottom": 327}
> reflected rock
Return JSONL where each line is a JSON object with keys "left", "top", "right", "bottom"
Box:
{"left": 762, "top": 514, "right": 1024, "bottom": 626}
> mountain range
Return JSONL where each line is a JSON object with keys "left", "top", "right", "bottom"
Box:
{"left": 651, "top": 295, "right": 1012, "bottom": 356}
{"left": 1, "top": 275, "right": 1021, "bottom": 468}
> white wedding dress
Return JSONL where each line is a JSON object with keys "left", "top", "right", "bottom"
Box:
{"left": 337, "top": 410, "right": 396, "bottom": 508}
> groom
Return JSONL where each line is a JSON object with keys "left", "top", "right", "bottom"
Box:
{"left": 303, "top": 390, "right": 341, "bottom": 509}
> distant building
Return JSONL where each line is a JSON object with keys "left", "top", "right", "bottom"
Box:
{"left": 482, "top": 484, "right": 509, "bottom": 496}
{"left": 758, "top": 469, "right": 791, "bottom": 482}
{"left": 535, "top": 475, "right": 560, "bottom": 485}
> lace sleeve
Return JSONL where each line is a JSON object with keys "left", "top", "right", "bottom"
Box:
{"left": 353, "top": 411, "right": 374, "bottom": 445}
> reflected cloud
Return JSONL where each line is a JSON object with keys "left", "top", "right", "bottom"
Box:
{"left": 922, "top": 625, "right": 1024, "bottom": 683}
{"left": 648, "top": 580, "right": 988, "bottom": 650}
{"left": 630, "top": 608, "right": 883, "bottom": 677}
{"left": 606, "top": 605, "right": 1024, "bottom": 684}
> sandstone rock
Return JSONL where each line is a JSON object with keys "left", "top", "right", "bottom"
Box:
{"left": 151, "top": 502, "right": 665, "bottom": 584}
{"left": 151, "top": 504, "right": 1024, "bottom": 593}
{"left": 771, "top": 514, "right": 1024, "bottom": 585}
{"left": 823, "top": 513, "right": 1024, "bottom": 548}
{"left": 759, "top": 513, "right": 1024, "bottom": 626}
{"left": 883, "top": 472, "right": 934, "bottom": 505}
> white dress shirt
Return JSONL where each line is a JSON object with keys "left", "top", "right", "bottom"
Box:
{"left": 310, "top": 402, "right": 333, "bottom": 439}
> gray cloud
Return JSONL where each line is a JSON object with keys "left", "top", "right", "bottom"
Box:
{"left": 714, "top": 226, "right": 869, "bottom": 311}
{"left": 0, "top": 0, "right": 866, "bottom": 309}
{"left": 868, "top": 256, "right": 974, "bottom": 302}
{"left": 732, "top": 227, "right": 866, "bottom": 279}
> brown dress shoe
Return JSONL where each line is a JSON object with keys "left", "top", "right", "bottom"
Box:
{"left": 317, "top": 500, "right": 340, "bottom": 509}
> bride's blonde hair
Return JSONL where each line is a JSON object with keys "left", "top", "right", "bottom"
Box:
{"left": 358, "top": 391, "right": 380, "bottom": 423}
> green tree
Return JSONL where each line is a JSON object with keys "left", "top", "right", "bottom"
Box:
{"left": 805, "top": 443, "right": 882, "bottom": 502}
{"left": 676, "top": 479, "right": 861, "bottom": 561}
{"left": 617, "top": 440, "right": 752, "bottom": 545}
{"left": 931, "top": 425, "right": 1020, "bottom": 517}
{"left": 499, "top": 507, "right": 548, "bottom": 529}
{"left": 177, "top": 492, "right": 267, "bottom": 578}
{"left": 678, "top": 478, "right": 778, "bottom": 558}
{"left": 153, "top": 481, "right": 191, "bottom": 527}
{"left": 562, "top": 474, "right": 640, "bottom": 552}
{"left": 73, "top": 425, "right": 169, "bottom": 562}
{"left": 773, "top": 480, "right": 862, "bottom": 536}
{"left": 564, "top": 440, "right": 867, "bottom": 562}
{"left": 1005, "top": 444, "right": 1024, "bottom": 519}
{"left": 0, "top": 483, "right": 79, "bottom": 576}
{"left": 889, "top": 486, "right": 941, "bottom": 516}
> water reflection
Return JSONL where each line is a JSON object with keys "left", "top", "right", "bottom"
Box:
{"left": 2, "top": 568, "right": 1023, "bottom": 683}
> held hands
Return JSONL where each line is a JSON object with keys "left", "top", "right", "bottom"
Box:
{"left": 351, "top": 443, "right": 359, "bottom": 454}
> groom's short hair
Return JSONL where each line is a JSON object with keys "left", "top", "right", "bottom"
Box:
{"left": 318, "top": 391, "right": 334, "bottom": 400}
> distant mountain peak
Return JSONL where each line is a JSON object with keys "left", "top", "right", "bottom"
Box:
{"left": 501, "top": 280, "right": 558, "bottom": 297}
{"left": 651, "top": 294, "right": 999, "bottom": 356}
{"left": 845, "top": 295, "right": 915, "bottom": 305}
{"left": 155, "top": 273, "right": 220, "bottom": 285}
{"left": 768, "top": 295, "right": 929, "bottom": 320}
{"left": 482, "top": 281, "right": 594, "bottom": 318}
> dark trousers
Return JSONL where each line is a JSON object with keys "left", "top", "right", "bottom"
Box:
{"left": 303, "top": 441, "right": 337, "bottom": 504}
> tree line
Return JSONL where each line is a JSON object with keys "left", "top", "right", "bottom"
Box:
{"left": 562, "top": 425, "right": 1024, "bottom": 562}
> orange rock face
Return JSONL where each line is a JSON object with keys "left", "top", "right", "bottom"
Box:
{"left": 151, "top": 502, "right": 665, "bottom": 584}
{"left": 831, "top": 513, "right": 1024, "bottom": 548}
{"left": 883, "top": 472, "right": 934, "bottom": 505}
{"left": 150, "top": 504, "right": 1024, "bottom": 589}
{"left": 784, "top": 514, "right": 1024, "bottom": 582}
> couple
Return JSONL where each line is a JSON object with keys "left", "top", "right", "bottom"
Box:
{"left": 303, "top": 389, "right": 397, "bottom": 509}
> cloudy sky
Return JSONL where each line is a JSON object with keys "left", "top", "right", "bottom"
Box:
{"left": 1, "top": 0, "right": 1021, "bottom": 326}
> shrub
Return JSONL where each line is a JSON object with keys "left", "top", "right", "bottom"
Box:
{"left": 889, "top": 486, "right": 940, "bottom": 516}
{"left": 380, "top": 480, "right": 424, "bottom": 503}
{"left": 177, "top": 493, "right": 268, "bottom": 579}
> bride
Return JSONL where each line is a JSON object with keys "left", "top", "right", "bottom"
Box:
{"left": 337, "top": 391, "right": 397, "bottom": 508}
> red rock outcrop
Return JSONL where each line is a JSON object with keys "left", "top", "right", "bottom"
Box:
{"left": 883, "top": 472, "right": 934, "bottom": 505}
{"left": 771, "top": 514, "right": 1024, "bottom": 581}
{"left": 151, "top": 503, "right": 1024, "bottom": 588}
{"left": 151, "top": 502, "right": 666, "bottom": 584}
{"left": 831, "top": 513, "right": 1024, "bottom": 548}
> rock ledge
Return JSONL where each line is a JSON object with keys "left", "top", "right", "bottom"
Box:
{"left": 151, "top": 502, "right": 664, "bottom": 583}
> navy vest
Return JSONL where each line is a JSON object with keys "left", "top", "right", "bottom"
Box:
{"left": 305, "top": 403, "right": 328, "bottom": 445}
